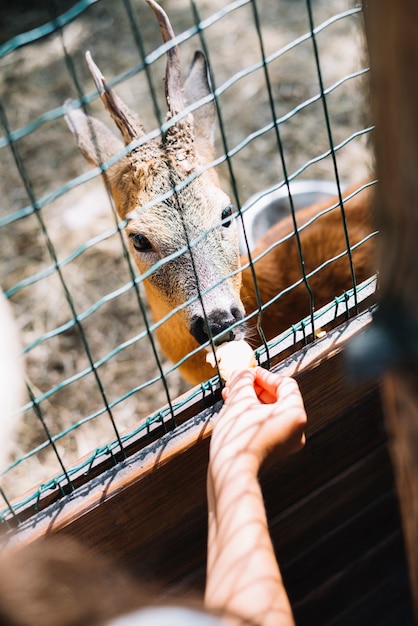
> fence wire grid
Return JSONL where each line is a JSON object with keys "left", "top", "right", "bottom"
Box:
{"left": 0, "top": 0, "right": 375, "bottom": 526}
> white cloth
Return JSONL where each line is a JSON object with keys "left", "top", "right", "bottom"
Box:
{"left": 107, "top": 606, "right": 222, "bottom": 626}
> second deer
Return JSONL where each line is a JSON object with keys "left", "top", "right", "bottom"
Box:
{"left": 66, "top": 0, "right": 376, "bottom": 385}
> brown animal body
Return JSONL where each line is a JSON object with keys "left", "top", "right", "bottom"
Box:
{"left": 66, "top": 0, "right": 376, "bottom": 385}
{"left": 241, "top": 181, "right": 376, "bottom": 346}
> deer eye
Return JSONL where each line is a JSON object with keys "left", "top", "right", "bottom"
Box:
{"left": 129, "top": 233, "right": 153, "bottom": 252}
{"left": 221, "top": 204, "right": 234, "bottom": 228}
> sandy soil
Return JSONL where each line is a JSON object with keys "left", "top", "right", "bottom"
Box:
{"left": 0, "top": 0, "right": 372, "bottom": 503}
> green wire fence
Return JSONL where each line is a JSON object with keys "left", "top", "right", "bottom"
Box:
{"left": 0, "top": 0, "right": 375, "bottom": 526}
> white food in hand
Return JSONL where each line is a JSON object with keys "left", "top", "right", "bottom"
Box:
{"left": 206, "top": 340, "right": 256, "bottom": 380}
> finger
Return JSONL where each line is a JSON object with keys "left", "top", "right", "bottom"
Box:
{"left": 253, "top": 367, "right": 284, "bottom": 399}
{"left": 274, "top": 376, "right": 305, "bottom": 408}
{"left": 253, "top": 380, "right": 276, "bottom": 404}
{"left": 255, "top": 368, "right": 302, "bottom": 406}
{"left": 227, "top": 367, "right": 257, "bottom": 386}
{"left": 222, "top": 368, "right": 258, "bottom": 405}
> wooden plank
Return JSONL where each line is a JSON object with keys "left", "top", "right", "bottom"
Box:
{"left": 260, "top": 388, "right": 386, "bottom": 533}
{"left": 284, "top": 489, "right": 401, "bottom": 599}
{"left": 325, "top": 567, "right": 413, "bottom": 626}
{"left": 158, "top": 447, "right": 410, "bottom": 614}
{"left": 267, "top": 445, "right": 396, "bottom": 565}
{"left": 293, "top": 531, "right": 411, "bottom": 626}
{"left": 39, "top": 387, "right": 384, "bottom": 585}
{"left": 3, "top": 311, "right": 411, "bottom": 623}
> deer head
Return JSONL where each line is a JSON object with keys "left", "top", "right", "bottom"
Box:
{"left": 65, "top": 0, "right": 245, "bottom": 384}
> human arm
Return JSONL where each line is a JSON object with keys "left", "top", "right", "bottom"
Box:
{"left": 204, "top": 367, "right": 307, "bottom": 626}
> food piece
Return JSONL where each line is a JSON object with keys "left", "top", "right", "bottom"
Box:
{"left": 206, "top": 339, "right": 256, "bottom": 381}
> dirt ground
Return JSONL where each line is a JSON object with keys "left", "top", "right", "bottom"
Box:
{"left": 0, "top": 0, "right": 372, "bottom": 504}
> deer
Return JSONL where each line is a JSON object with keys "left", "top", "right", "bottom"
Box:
{"left": 65, "top": 0, "right": 376, "bottom": 386}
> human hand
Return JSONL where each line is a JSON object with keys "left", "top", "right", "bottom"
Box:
{"left": 210, "top": 367, "right": 307, "bottom": 471}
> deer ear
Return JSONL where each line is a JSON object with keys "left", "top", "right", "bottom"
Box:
{"left": 65, "top": 104, "right": 125, "bottom": 168}
{"left": 184, "top": 51, "right": 216, "bottom": 147}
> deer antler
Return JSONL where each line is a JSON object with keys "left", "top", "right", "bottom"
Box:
{"left": 146, "top": 0, "right": 195, "bottom": 171}
{"left": 146, "top": 0, "right": 184, "bottom": 117}
{"left": 86, "top": 50, "right": 145, "bottom": 145}
{"left": 82, "top": 0, "right": 195, "bottom": 172}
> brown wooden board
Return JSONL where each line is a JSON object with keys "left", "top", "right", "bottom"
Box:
{"left": 322, "top": 566, "right": 412, "bottom": 626}
{"left": 294, "top": 532, "right": 410, "bottom": 625}
{"left": 4, "top": 310, "right": 414, "bottom": 623}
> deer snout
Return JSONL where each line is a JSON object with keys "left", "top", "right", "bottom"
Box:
{"left": 190, "top": 306, "right": 245, "bottom": 346}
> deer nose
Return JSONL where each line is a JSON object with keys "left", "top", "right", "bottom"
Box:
{"left": 190, "top": 307, "right": 245, "bottom": 345}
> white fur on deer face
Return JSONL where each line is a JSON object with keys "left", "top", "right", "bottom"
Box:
{"left": 65, "top": 0, "right": 245, "bottom": 351}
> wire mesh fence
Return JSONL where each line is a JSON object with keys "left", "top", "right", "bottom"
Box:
{"left": 0, "top": 0, "right": 375, "bottom": 526}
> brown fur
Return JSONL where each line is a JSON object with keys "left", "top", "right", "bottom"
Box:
{"left": 121, "top": 181, "right": 376, "bottom": 384}
{"left": 241, "top": 181, "right": 376, "bottom": 347}
{"left": 66, "top": 2, "right": 376, "bottom": 386}
{"left": 144, "top": 182, "right": 376, "bottom": 383}
{"left": 65, "top": 3, "right": 246, "bottom": 386}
